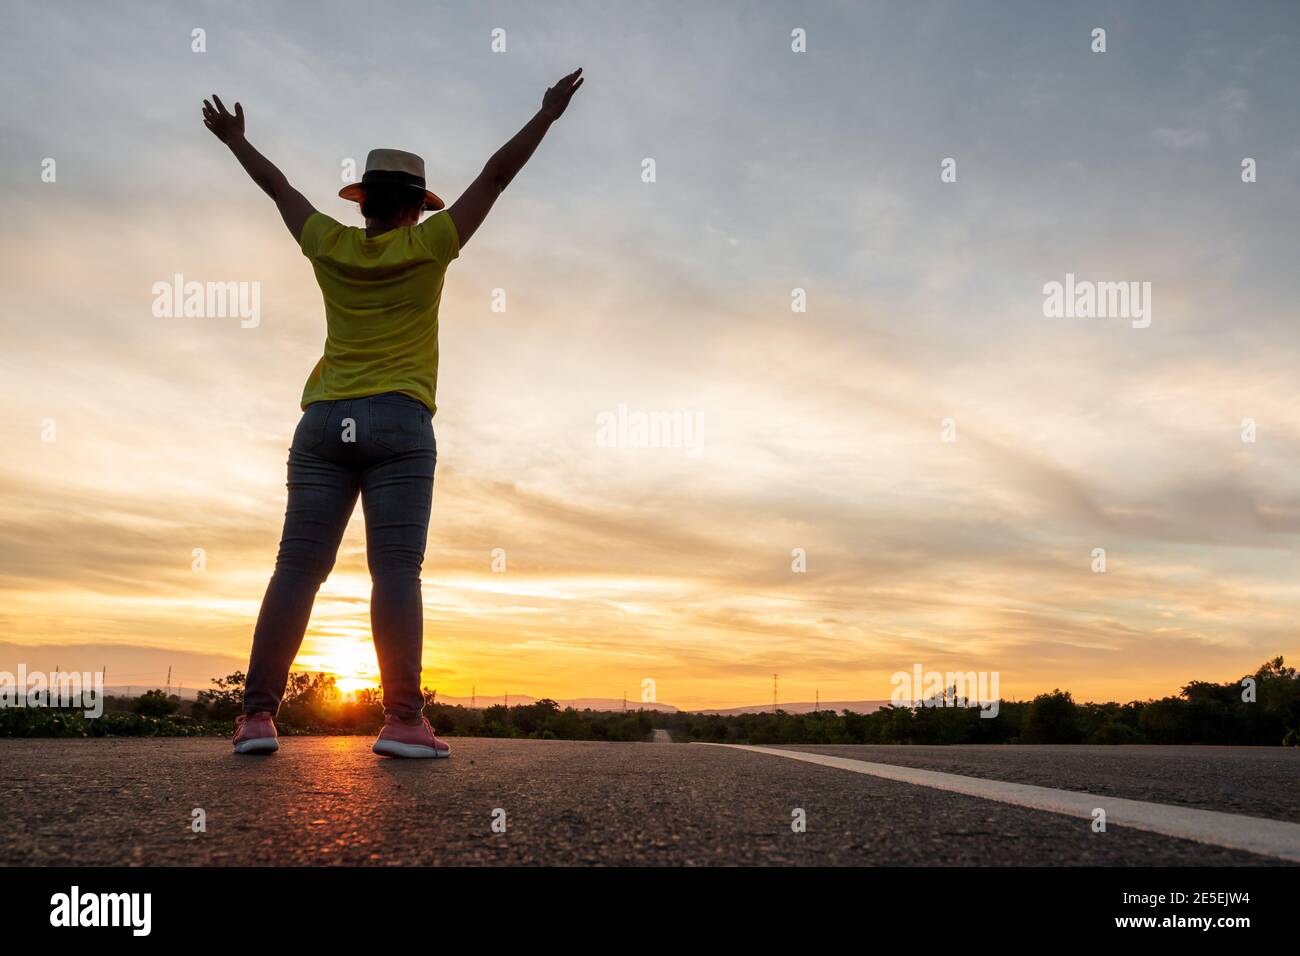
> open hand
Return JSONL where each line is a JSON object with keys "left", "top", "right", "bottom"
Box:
{"left": 202, "top": 94, "right": 245, "bottom": 143}
{"left": 541, "top": 68, "right": 584, "bottom": 121}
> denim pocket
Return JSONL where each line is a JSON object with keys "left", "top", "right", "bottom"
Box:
{"left": 291, "top": 402, "right": 331, "bottom": 452}
{"left": 370, "top": 397, "right": 433, "bottom": 454}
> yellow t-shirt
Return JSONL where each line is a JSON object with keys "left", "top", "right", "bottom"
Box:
{"left": 297, "top": 210, "right": 459, "bottom": 414}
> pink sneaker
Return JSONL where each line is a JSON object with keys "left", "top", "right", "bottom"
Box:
{"left": 233, "top": 711, "right": 279, "bottom": 755}
{"left": 372, "top": 716, "right": 451, "bottom": 759}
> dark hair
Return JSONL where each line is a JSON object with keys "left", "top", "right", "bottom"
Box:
{"left": 360, "top": 182, "right": 425, "bottom": 221}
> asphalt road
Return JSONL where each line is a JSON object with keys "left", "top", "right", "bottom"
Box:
{"left": 0, "top": 738, "right": 1294, "bottom": 866}
{"left": 780, "top": 744, "right": 1300, "bottom": 823}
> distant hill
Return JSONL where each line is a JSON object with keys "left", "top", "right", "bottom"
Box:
{"left": 433, "top": 696, "right": 893, "bottom": 715}
{"left": 103, "top": 685, "right": 200, "bottom": 701}
{"left": 434, "top": 694, "right": 679, "bottom": 713}
{"left": 692, "top": 700, "right": 892, "bottom": 716}
{"left": 561, "top": 697, "right": 679, "bottom": 713}
{"left": 90, "top": 685, "right": 886, "bottom": 716}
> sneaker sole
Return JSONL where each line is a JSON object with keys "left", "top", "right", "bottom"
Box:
{"left": 233, "top": 737, "right": 279, "bottom": 755}
{"left": 372, "top": 739, "right": 451, "bottom": 759}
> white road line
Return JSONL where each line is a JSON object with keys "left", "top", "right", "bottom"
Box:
{"left": 706, "top": 744, "right": 1300, "bottom": 863}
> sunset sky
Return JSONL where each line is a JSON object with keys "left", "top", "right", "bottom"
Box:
{"left": 2, "top": 1, "right": 1299, "bottom": 709}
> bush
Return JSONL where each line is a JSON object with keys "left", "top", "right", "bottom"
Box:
{"left": 7, "top": 658, "right": 1297, "bottom": 746}
{"left": 131, "top": 689, "right": 179, "bottom": 718}
{"left": 1020, "top": 690, "right": 1083, "bottom": 744}
{"left": 1092, "top": 720, "right": 1141, "bottom": 745}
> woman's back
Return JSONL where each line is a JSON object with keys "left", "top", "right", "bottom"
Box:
{"left": 297, "top": 211, "right": 460, "bottom": 414}
{"left": 203, "top": 68, "right": 584, "bottom": 757}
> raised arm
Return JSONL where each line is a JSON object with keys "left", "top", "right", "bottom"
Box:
{"left": 448, "top": 68, "right": 585, "bottom": 250}
{"left": 202, "top": 94, "right": 316, "bottom": 241}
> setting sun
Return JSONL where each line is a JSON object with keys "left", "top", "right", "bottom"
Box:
{"left": 295, "top": 638, "right": 381, "bottom": 698}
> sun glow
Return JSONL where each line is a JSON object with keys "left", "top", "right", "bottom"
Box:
{"left": 294, "top": 637, "right": 381, "bottom": 698}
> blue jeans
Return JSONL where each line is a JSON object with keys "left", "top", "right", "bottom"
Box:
{"left": 244, "top": 392, "right": 436, "bottom": 720}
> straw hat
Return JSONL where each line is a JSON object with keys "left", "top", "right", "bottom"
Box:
{"left": 338, "top": 148, "right": 444, "bottom": 211}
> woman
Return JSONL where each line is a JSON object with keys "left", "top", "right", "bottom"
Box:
{"left": 201, "top": 69, "right": 585, "bottom": 758}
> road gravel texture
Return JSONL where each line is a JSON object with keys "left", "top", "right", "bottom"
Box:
{"left": 0, "top": 738, "right": 1290, "bottom": 866}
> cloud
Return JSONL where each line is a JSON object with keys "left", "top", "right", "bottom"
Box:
{"left": 1151, "top": 126, "right": 1209, "bottom": 149}
{"left": 1, "top": 0, "right": 1298, "bottom": 706}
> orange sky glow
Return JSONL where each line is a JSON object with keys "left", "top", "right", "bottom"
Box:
{"left": 2, "top": 4, "right": 1298, "bottom": 710}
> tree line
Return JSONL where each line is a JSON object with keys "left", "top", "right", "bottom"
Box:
{"left": 662, "top": 658, "right": 1300, "bottom": 746}
{"left": 1, "top": 657, "right": 1296, "bottom": 746}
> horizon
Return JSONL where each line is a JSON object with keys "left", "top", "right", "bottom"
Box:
{"left": 2, "top": 647, "right": 1284, "bottom": 712}
{"left": 3, "top": 1, "right": 1300, "bottom": 709}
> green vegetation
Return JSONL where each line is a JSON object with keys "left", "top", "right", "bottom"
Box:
{"left": 1, "top": 657, "right": 1296, "bottom": 746}
{"left": 662, "top": 658, "right": 1300, "bottom": 747}
{"left": 0, "top": 670, "right": 655, "bottom": 742}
